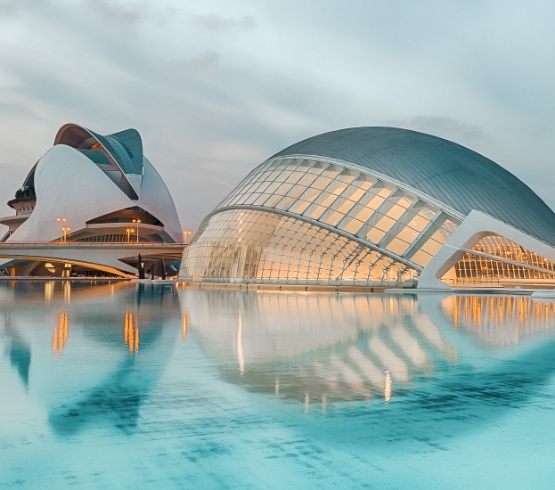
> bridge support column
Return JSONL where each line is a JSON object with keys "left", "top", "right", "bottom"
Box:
{"left": 8, "top": 266, "right": 16, "bottom": 277}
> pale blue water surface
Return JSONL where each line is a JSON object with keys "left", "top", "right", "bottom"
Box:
{"left": 1, "top": 281, "right": 555, "bottom": 489}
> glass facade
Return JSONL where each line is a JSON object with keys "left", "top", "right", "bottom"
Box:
{"left": 181, "top": 209, "right": 417, "bottom": 286}
{"left": 218, "top": 157, "right": 460, "bottom": 264}
{"left": 181, "top": 156, "right": 465, "bottom": 286}
{"left": 443, "top": 235, "right": 555, "bottom": 285}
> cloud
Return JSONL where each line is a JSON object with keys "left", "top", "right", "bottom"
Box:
{"left": 1, "top": 0, "right": 555, "bottom": 231}
{"left": 193, "top": 13, "right": 255, "bottom": 32}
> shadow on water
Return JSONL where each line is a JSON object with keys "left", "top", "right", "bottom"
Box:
{"left": 179, "top": 289, "right": 555, "bottom": 446}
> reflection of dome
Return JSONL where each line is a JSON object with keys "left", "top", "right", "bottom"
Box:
{"left": 0, "top": 123, "right": 182, "bottom": 276}
{"left": 180, "top": 289, "right": 457, "bottom": 402}
{"left": 180, "top": 289, "right": 555, "bottom": 406}
{"left": 180, "top": 127, "right": 555, "bottom": 289}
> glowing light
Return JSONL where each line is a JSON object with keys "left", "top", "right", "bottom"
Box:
{"left": 132, "top": 219, "right": 141, "bottom": 243}
{"left": 124, "top": 309, "right": 139, "bottom": 354}
{"left": 52, "top": 310, "right": 69, "bottom": 359}
{"left": 182, "top": 230, "right": 192, "bottom": 245}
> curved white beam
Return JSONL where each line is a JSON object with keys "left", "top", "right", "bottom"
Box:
{"left": 418, "top": 210, "right": 555, "bottom": 289}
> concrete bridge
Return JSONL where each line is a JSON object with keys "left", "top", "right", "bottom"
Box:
{"left": 0, "top": 242, "right": 185, "bottom": 277}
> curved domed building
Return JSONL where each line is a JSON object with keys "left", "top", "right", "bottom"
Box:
{"left": 180, "top": 127, "right": 555, "bottom": 289}
{"left": 0, "top": 123, "right": 182, "bottom": 277}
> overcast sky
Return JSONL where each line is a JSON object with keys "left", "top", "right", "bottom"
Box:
{"left": 0, "top": 0, "right": 554, "bottom": 233}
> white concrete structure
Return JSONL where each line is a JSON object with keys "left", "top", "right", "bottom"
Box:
{"left": 180, "top": 127, "right": 555, "bottom": 289}
{"left": 0, "top": 124, "right": 182, "bottom": 277}
{"left": 0, "top": 242, "right": 183, "bottom": 277}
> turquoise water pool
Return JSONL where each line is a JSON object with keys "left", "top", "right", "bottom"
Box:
{"left": 1, "top": 281, "right": 555, "bottom": 489}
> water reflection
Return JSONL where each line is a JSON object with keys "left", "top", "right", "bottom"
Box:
{"left": 178, "top": 290, "right": 555, "bottom": 412}
{"left": 443, "top": 295, "right": 555, "bottom": 345}
{"left": 51, "top": 310, "right": 69, "bottom": 359}
{"left": 123, "top": 309, "right": 139, "bottom": 354}
{"left": 3, "top": 280, "right": 555, "bottom": 441}
{"left": 0, "top": 281, "right": 180, "bottom": 437}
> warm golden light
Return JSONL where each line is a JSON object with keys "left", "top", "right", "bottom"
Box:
{"left": 126, "top": 228, "right": 135, "bottom": 243}
{"left": 124, "top": 309, "right": 139, "bottom": 354}
{"left": 132, "top": 219, "right": 141, "bottom": 243}
{"left": 182, "top": 229, "right": 192, "bottom": 245}
{"left": 181, "top": 309, "right": 190, "bottom": 342}
{"left": 52, "top": 310, "right": 69, "bottom": 359}
{"left": 384, "top": 371, "right": 392, "bottom": 403}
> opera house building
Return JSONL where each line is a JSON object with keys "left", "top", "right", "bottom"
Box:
{"left": 179, "top": 127, "right": 555, "bottom": 290}
{"left": 0, "top": 124, "right": 182, "bottom": 277}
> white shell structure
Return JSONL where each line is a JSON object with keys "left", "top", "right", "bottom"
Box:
{"left": 0, "top": 123, "right": 182, "bottom": 276}
{"left": 1, "top": 123, "right": 181, "bottom": 244}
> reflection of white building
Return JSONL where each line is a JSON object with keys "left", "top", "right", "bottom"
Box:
{"left": 0, "top": 124, "right": 182, "bottom": 277}
{"left": 180, "top": 289, "right": 457, "bottom": 402}
{"left": 180, "top": 127, "right": 555, "bottom": 289}
{"left": 179, "top": 289, "right": 555, "bottom": 403}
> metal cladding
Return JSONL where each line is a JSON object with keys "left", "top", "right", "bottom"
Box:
{"left": 272, "top": 127, "right": 555, "bottom": 247}
{"left": 180, "top": 126, "right": 555, "bottom": 289}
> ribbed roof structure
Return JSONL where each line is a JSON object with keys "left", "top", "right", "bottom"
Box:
{"left": 272, "top": 127, "right": 555, "bottom": 246}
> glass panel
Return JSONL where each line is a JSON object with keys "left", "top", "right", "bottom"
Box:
{"left": 332, "top": 197, "right": 356, "bottom": 215}
{"left": 297, "top": 173, "right": 319, "bottom": 187}
{"left": 289, "top": 199, "right": 311, "bottom": 215}
{"left": 311, "top": 176, "right": 333, "bottom": 191}
{"left": 410, "top": 250, "right": 433, "bottom": 267}
{"left": 352, "top": 174, "right": 375, "bottom": 190}
{"left": 386, "top": 237, "right": 411, "bottom": 255}
{"left": 304, "top": 204, "right": 327, "bottom": 220}
{"left": 367, "top": 228, "right": 386, "bottom": 244}
{"left": 241, "top": 193, "right": 261, "bottom": 205}
{"left": 420, "top": 238, "right": 443, "bottom": 255}
{"left": 255, "top": 181, "right": 272, "bottom": 193}
{"left": 336, "top": 168, "right": 358, "bottom": 184}
{"left": 296, "top": 187, "right": 320, "bottom": 205}
{"left": 350, "top": 201, "right": 380, "bottom": 223}
{"left": 395, "top": 225, "right": 421, "bottom": 244}
{"left": 321, "top": 164, "right": 342, "bottom": 179}
{"left": 339, "top": 184, "right": 364, "bottom": 201}
{"left": 340, "top": 217, "right": 364, "bottom": 235}
{"left": 275, "top": 196, "right": 296, "bottom": 210}
{"left": 385, "top": 204, "right": 407, "bottom": 221}
{"left": 284, "top": 171, "right": 305, "bottom": 185}
{"left": 373, "top": 215, "right": 396, "bottom": 233}
{"left": 253, "top": 193, "right": 271, "bottom": 206}
{"left": 320, "top": 209, "right": 345, "bottom": 227}
{"left": 389, "top": 189, "right": 416, "bottom": 209}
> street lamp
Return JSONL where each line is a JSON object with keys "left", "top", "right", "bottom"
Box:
{"left": 132, "top": 219, "right": 141, "bottom": 243}
{"left": 126, "top": 228, "right": 134, "bottom": 243}
{"left": 56, "top": 218, "right": 69, "bottom": 242}
{"left": 182, "top": 229, "right": 192, "bottom": 244}
{"left": 61, "top": 226, "right": 71, "bottom": 243}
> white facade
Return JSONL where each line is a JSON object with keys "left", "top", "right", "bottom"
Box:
{"left": 0, "top": 123, "right": 182, "bottom": 276}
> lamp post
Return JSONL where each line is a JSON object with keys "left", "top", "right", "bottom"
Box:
{"left": 56, "top": 218, "right": 69, "bottom": 242}
{"left": 182, "top": 229, "right": 192, "bottom": 244}
{"left": 132, "top": 219, "right": 141, "bottom": 244}
{"left": 126, "top": 228, "right": 134, "bottom": 243}
{"left": 61, "top": 226, "right": 71, "bottom": 243}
